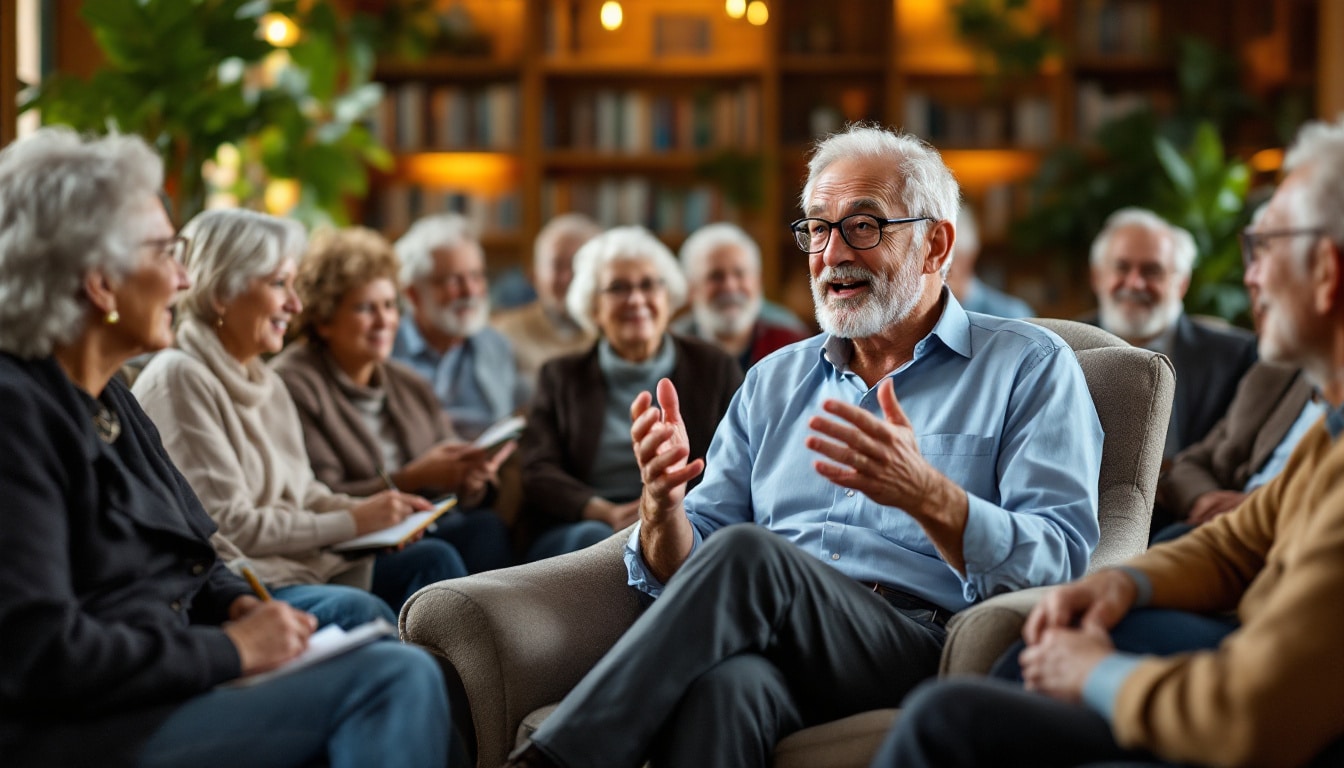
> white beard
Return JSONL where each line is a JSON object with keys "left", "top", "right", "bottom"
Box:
{"left": 430, "top": 295, "right": 490, "bottom": 338}
{"left": 811, "top": 258, "right": 923, "bottom": 339}
{"left": 1098, "top": 288, "right": 1182, "bottom": 341}
{"left": 693, "top": 291, "right": 760, "bottom": 338}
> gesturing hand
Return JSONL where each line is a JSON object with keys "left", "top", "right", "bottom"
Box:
{"left": 629, "top": 378, "right": 701, "bottom": 523}
{"left": 805, "top": 378, "right": 945, "bottom": 516}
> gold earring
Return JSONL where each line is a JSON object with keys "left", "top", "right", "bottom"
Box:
{"left": 105, "top": 310, "right": 120, "bottom": 325}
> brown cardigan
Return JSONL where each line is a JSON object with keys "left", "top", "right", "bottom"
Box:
{"left": 1158, "top": 362, "right": 1314, "bottom": 519}
{"left": 271, "top": 341, "right": 457, "bottom": 499}
{"left": 519, "top": 334, "right": 743, "bottom": 543}
{"left": 1116, "top": 420, "right": 1344, "bottom": 767}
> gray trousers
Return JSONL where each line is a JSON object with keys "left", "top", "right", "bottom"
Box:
{"left": 531, "top": 524, "right": 947, "bottom": 768}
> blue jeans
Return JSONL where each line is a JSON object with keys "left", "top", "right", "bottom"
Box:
{"left": 271, "top": 583, "right": 396, "bottom": 628}
{"left": 525, "top": 520, "right": 614, "bottom": 562}
{"left": 136, "top": 641, "right": 449, "bottom": 768}
{"left": 372, "top": 537, "right": 467, "bottom": 612}
{"left": 427, "top": 507, "right": 515, "bottom": 573}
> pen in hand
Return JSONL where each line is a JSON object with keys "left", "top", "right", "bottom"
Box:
{"left": 239, "top": 565, "right": 272, "bottom": 602}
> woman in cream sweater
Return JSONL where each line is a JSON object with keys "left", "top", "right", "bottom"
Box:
{"left": 133, "top": 209, "right": 465, "bottom": 611}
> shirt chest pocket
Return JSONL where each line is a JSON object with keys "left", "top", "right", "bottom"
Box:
{"left": 917, "top": 433, "right": 998, "bottom": 502}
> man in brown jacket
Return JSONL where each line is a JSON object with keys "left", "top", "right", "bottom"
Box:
{"left": 872, "top": 115, "right": 1344, "bottom": 768}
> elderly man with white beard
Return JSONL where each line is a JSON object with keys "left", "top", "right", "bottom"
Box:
{"left": 674, "top": 222, "right": 808, "bottom": 371}
{"left": 391, "top": 213, "right": 526, "bottom": 441}
{"left": 502, "top": 123, "right": 1104, "bottom": 768}
{"left": 1084, "top": 208, "right": 1257, "bottom": 464}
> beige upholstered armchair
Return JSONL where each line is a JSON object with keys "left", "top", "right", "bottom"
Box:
{"left": 401, "top": 319, "right": 1175, "bottom": 768}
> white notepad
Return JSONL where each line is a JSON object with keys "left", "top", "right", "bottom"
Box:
{"left": 472, "top": 415, "right": 525, "bottom": 451}
{"left": 330, "top": 495, "right": 458, "bottom": 553}
{"left": 223, "top": 617, "right": 397, "bottom": 688}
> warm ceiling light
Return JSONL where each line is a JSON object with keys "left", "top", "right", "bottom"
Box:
{"left": 600, "top": 1, "right": 623, "bottom": 31}
{"left": 1250, "top": 147, "right": 1284, "bottom": 173}
{"left": 725, "top": 0, "right": 747, "bottom": 19}
{"left": 746, "top": 1, "right": 768, "bottom": 26}
{"left": 260, "top": 12, "right": 300, "bottom": 47}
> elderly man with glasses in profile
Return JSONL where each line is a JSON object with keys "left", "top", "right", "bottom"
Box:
{"left": 503, "top": 123, "right": 1104, "bottom": 768}
{"left": 871, "top": 114, "right": 1344, "bottom": 768}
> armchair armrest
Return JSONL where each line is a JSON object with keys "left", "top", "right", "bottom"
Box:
{"left": 938, "top": 587, "right": 1051, "bottom": 676}
{"left": 400, "top": 530, "right": 645, "bottom": 768}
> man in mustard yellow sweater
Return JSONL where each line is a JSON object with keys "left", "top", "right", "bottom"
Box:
{"left": 872, "top": 115, "right": 1344, "bottom": 768}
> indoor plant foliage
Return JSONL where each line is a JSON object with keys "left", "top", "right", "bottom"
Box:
{"left": 19, "top": 0, "right": 438, "bottom": 225}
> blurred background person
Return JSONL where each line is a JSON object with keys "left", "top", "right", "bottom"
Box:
{"left": 273, "top": 226, "right": 515, "bottom": 574}
{"left": 0, "top": 128, "right": 448, "bottom": 768}
{"left": 1084, "top": 207, "right": 1257, "bottom": 465}
{"left": 518, "top": 226, "right": 743, "bottom": 560}
{"left": 493, "top": 212, "right": 601, "bottom": 386}
{"left": 945, "top": 202, "right": 1034, "bottom": 318}
{"left": 134, "top": 209, "right": 465, "bottom": 613}
{"left": 392, "top": 212, "right": 526, "bottom": 441}
{"left": 674, "top": 222, "right": 808, "bottom": 371}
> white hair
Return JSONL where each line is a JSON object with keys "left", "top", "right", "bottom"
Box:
{"left": 178, "top": 208, "right": 307, "bottom": 324}
{"left": 0, "top": 127, "right": 163, "bottom": 358}
{"left": 1089, "top": 207, "right": 1196, "bottom": 277}
{"left": 565, "top": 226, "right": 687, "bottom": 336}
{"left": 395, "top": 212, "right": 481, "bottom": 286}
{"left": 678, "top": 222, "right": 761, "bottom": 282}
{"left": 954, "top": 202, "right": 980, "bottom": 260}
{"left": 1283, "top": 114, "right": 1344, "bottom": 249}
{"left": 801, "top": 123, "right": 961, "bottom": 277}
{"left": 534, "top": 213, "right": 601, "bottom": 272}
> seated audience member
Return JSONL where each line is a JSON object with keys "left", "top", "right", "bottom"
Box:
{"left": 0, "top": 128, "right": 448, "bottom": 768}
{"left": 1084, "top": 207, "right": 1257, "bottom": 463}
{"left": 945, "top": 203, "right": 1033, "bottom": 318}
{"left": 272, "top": 227, "right": 515, "bottom": 574}
{"left": 1154, "top": 360, "right": 1319, "bottom": 542}
{"left": 503, "top": 124, "right": 1102, "bottom": 768}
{"left": 518, "top": 226, "right": 742, "bottom": 561}
{"left": 672, "top": 222, "right": 809, "bottom": 370}
{"left": 391, "top": 212, "right": 526, "bottom": 440}
{"left": 133, "top": 209, "right": 465, "bottom": 613}
{"left": 493, "top": 213, "right": 601, "bottom": 384}
{"left": 873, "top": 114, "right": 1344, "bottom": 768}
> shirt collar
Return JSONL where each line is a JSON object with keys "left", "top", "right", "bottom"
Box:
{"left": 819, "top": 286, "right": 971, "bottom": 375}
{"left": 1325, "top": 401, "right": 1344, "bottom": 440}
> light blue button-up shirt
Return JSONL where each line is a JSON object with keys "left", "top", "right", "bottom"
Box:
{"left": 625, "top": 291, "right": 1103, "bottom": 612}
{"left": 392, "top": 318, "right": 526, "bottom": 441}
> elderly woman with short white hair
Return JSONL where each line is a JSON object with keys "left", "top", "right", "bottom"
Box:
{"left": 518, "top": 225, "right": 743, "bottom": 560}
{"left": 0, "top": 128, "right": 449, "bottom": 767}
{"left": 133, "top": 208, "right": 466, "bottom": 613}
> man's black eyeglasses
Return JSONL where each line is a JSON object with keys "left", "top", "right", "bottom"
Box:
{"left": 1239, "top": 227, "right": 1325, "bottom": 270}
{"left": 789, "top": 214, "right": 933, "bottom": 254}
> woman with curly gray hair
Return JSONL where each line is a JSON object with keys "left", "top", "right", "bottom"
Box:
{"left": 133, "top": 208, "right": 466, "bottom": 613}
{"left": 0, "top": 128, "right": 449, "bottom": 767}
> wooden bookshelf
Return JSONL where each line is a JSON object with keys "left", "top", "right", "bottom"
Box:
{"left": 362, "top": 0, "right": 1332, "bottom": 317}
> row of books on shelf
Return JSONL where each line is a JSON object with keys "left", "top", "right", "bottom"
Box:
{"left": 1074, "top": 0, "right": 1160, "bottom": 58}
{"left": 541, "top": 178, "right": 740, "bottom": 237}
{"left": 903, "top": 93, "right": 1055, "bottom": 148}
{"left": 368, "top": 184, "right": 521, "bottom": 238}
{"left": 543, "top": 85, "right": 761, "bottom": 154}
{"left": 369, "top": 82, "right": 519, "bottom": 152}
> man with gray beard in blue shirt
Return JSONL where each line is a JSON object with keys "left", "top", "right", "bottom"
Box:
{"left": 504, "top": 124, "right": 1104, "bottom": 768}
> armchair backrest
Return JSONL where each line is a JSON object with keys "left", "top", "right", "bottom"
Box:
{"left": 1026, "top": 318, "right": 1174, "bottom": 570}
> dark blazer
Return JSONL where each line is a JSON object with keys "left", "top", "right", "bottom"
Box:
{"left": 0, "top": 355, "right": 251, "bottom": 767}
{"left": 519, "top": 334, "right": 743, "bottom": 542}
{"left": 1082, "top": 312, "right": 1257, "bottom": 456}
{"left": 1159, "top": 363, "right": 1315, "bottom": 519}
